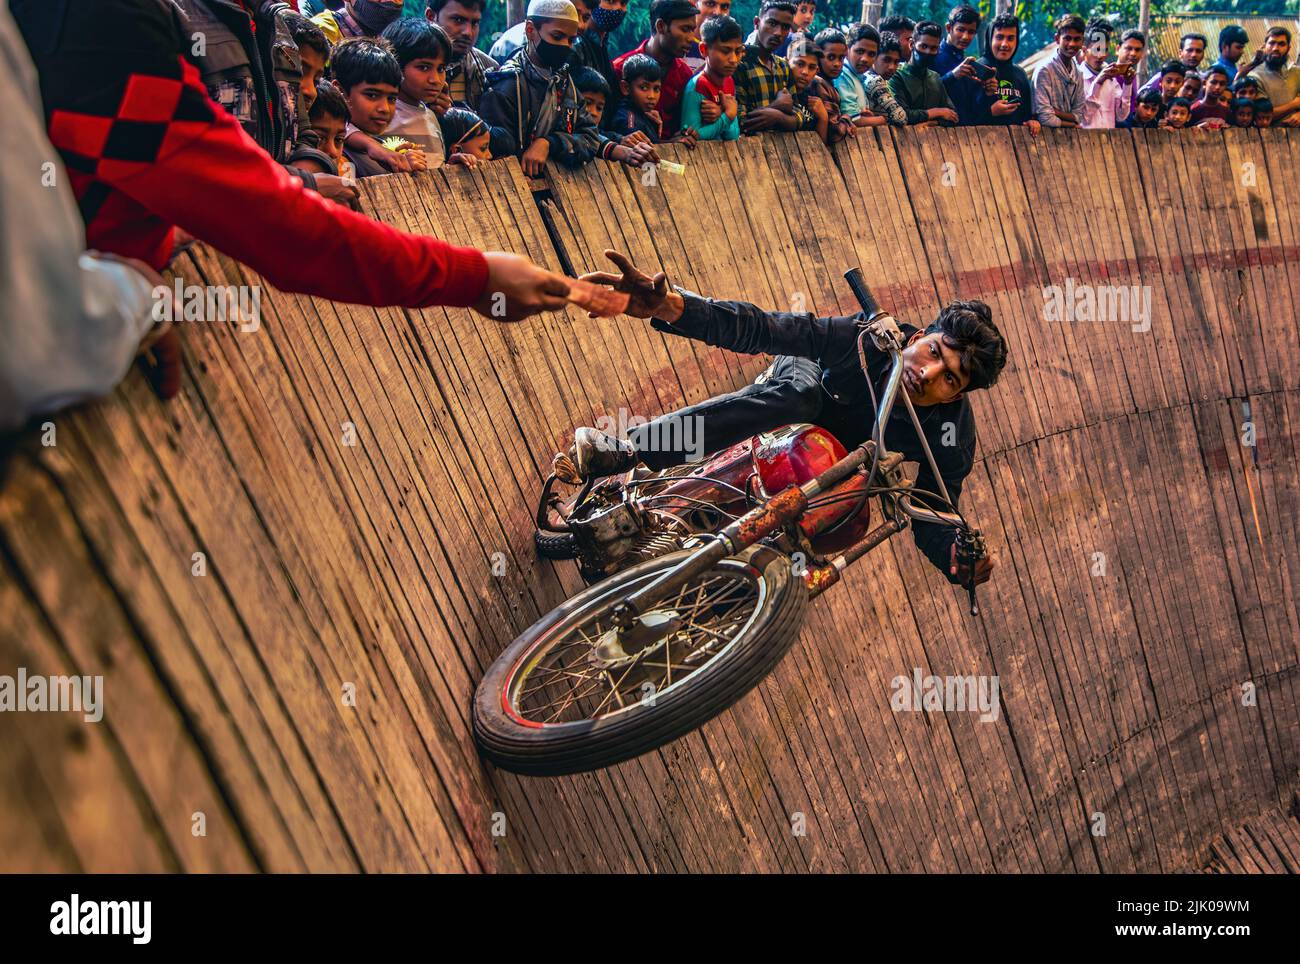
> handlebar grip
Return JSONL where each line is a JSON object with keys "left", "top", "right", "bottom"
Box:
{"left": 843, "top": 268, "right": 881, "bottom": 320}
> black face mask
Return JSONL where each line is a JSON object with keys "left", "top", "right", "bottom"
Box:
{"left": 913, "top": 50, "right": 937, "bottom": 70}
{"left": 351, "top": 0, "right": 401, "bottom": 34}
{"left": 534, "top": 37, "right": 572, "bottom": 70}
{"left": 589, "top": 6, "right": 626, "bottom": 34}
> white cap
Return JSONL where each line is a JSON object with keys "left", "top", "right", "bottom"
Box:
{"left": 526, "top": 0, "right": 579, "bottom": 23}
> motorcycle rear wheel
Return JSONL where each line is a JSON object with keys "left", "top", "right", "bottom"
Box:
{"left": 473, "top": 544, "right": 807, "bottom": 776}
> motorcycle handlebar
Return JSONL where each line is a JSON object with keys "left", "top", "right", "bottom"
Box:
{"left": 896, "top": 493, "right": 964, "bottom": 530}
{"left": 843, "top": 268, "right": 881, "bottom": 320}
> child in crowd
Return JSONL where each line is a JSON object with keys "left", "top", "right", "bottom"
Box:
{"left": 681, "top": 14, "right": 744, "bottom": 141}
{"left": 287, "top": 81, "right": 362, "bottom": 208}
{"left": 379, "top": 17, "right": 453, "bottom": 166}
{"left": 787, "top": 35, "right": 843, "bottom": 143}
{"left": 1253, "top": 98, "right": 1274, "bottom": 126}
{"left": 1155, "top": 60, "right": 1188, "bottom": 116}
{"left": 826, "top": 25, "right": 877, "bottom": 128}
{"left": 1191, "top": 65, "right": 1233, "bottom": 127}
{"left": 1119, "top": 88, "right": 1162, "bottom": 128}
{"left": 290, "top": 80, "right": 352, "bottom": 178}
{"left": 814, "top": 28, "right": 871, "bottom": 134}
{"left": 1163, "top": 96, "right": 1192, "bottom": 129}
{"left": 1231, "top": 97, "right": 1256, "bottom": 127}
{"left": 440, "top": 108, "right": 494, "bottom": 163}
{"left": 284, "top": 11, "right": 330, "bottom": 122}
{"left": 871, "top": 32, "right": 903, "bottom": 84}
{"left": 1232, "top": 75, "right": 1263, "bottom": 100}
{"left": 1177, "top": 71, "right": 1202, "bottom": 104}
{"left": 333, "top": 37, "right": 428, "bottom": 177}
{"left": 867, "top": 32, "right": 918, "bottom": 126}
{"left": 613, "top": 53, "right": 665, "bottom": 139}
{"left": 613, "top": 54, "right": 698, "bottom": 146}
{"left": 575, "top": 68, "right": 661, "bottom": 164}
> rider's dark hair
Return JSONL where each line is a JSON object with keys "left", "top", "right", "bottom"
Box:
{"left": 926, "top": 301, "right": 1006, "bottom": 392}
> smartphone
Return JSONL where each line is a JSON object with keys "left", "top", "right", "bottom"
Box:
{"left": 973, "top": 61, "right": 994, "bottom": 80}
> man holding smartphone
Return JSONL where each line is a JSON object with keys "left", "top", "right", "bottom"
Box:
{"left": 935, "top": 6, "right": 991, "bottom": 124}
{"left": 1078, "top": 24, "right": 1129, "bottom": 128}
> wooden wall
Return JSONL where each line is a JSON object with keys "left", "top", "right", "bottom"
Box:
{"left": 0, "top": 128, "right": 1296, "bottom": 872}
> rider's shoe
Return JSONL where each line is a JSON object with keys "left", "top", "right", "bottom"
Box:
{"left": 571, "top": 427, "right": 638, "bottom": 480}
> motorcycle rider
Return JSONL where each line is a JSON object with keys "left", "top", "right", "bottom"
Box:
{"left": 571, "top": 250, "right": 1006, "bottom": 586}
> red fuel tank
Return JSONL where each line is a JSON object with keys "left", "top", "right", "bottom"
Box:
{"left": 753, "top": 424, "right": 872, "bottom": 551}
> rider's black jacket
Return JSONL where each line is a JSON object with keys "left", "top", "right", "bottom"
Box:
{"left": 653, "top": 290, "right": 977, "bottom": 582}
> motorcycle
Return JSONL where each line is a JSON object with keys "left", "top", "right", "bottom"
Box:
{"left": 473, "top": 271, "right": 987, "bottom": 776}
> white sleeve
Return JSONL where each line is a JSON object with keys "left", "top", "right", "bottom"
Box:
{"left": 0, "top": 3, "right": 156, "bottom": 432}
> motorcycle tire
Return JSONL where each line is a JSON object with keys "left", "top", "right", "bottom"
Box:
{"left": 473, "top": 544, "right": 807, "bottom": 776}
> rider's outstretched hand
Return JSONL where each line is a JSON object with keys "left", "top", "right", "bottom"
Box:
{"left": 950, "top": 542, "right": 994, "bottom": 586}
{"left": 578, "top": 250, "right": 683, "bottom": 321}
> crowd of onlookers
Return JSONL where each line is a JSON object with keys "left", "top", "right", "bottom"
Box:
{"left": 292, "top": 0, "right": 1297, "bottom": 180}
{"left": 2, "top": 0, "right": 1297, "bottom": 433}
{"left": 185, "top": 0, "right": 1300, "bottom": 184}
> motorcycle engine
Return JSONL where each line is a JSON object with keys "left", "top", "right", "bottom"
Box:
{"left": 567, "top": 489, "right": 682, "bottom": 583}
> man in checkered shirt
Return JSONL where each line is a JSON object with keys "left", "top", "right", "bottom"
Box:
{"left": 733, "top": 0, "right": 810, "bottom": 134}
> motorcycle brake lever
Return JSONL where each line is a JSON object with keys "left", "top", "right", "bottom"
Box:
{"left": 955, "top": 528, "right": 986, "bottom": 617}
{"left": 866, "top": 313, "right": 904, "bottom": 353}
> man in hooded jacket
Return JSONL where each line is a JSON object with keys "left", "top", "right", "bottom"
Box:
{"left": 972, "top": 13, "right": 1039, "bottom": 132}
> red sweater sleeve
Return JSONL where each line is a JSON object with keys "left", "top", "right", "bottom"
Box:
{"left": 52, "top": 52, "right": 488, "bottom": 308}
{"left": 150, "top": 59, "right": 487, "bottom": 307}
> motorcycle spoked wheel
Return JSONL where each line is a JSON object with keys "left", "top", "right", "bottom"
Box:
{"left": 473, "top": 544, "right": 807, "bottom": 776}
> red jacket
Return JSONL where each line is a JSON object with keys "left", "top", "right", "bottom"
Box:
{"left": 16, "top": 0, "right": 488, "bottom": 309}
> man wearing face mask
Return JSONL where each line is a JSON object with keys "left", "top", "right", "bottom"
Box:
{"left": 310, "top": 0, "right": 402, "bottom": 45}
{"left": 888, "top": 20, "right": 959, "bottom": 126}
{"left": 479, "top": 0, "right": 600, "bottom": 176}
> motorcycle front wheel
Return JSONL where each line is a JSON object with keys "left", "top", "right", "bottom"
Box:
{"left": 473, "top": 545, "right": 807, "bottom": 776}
